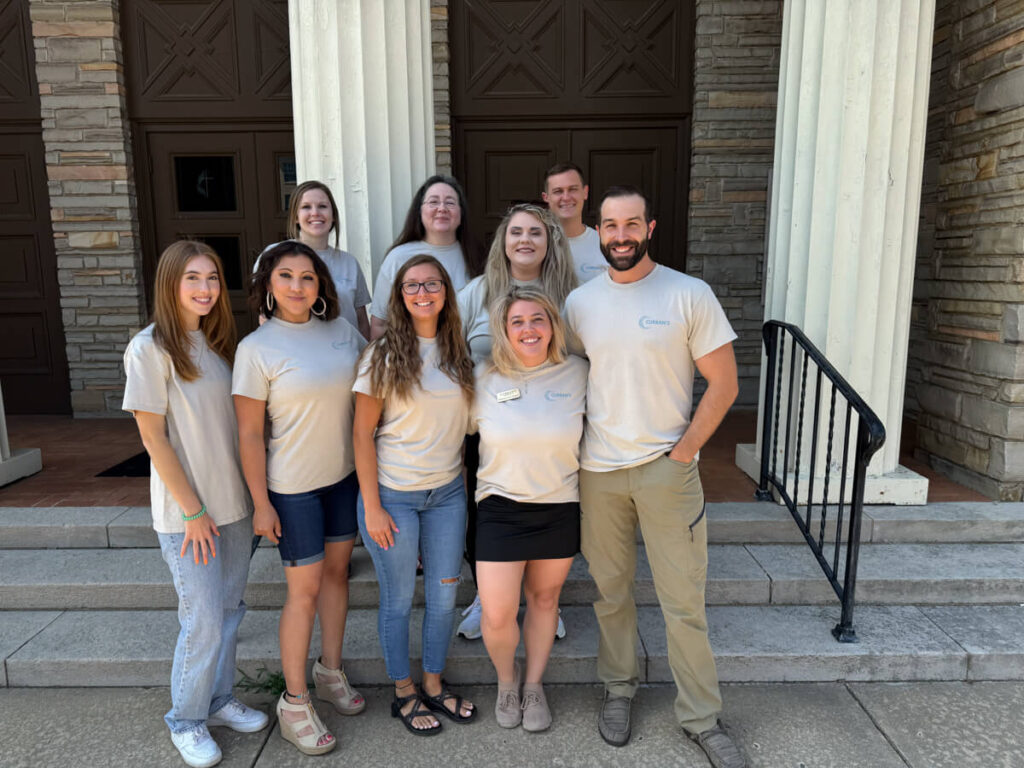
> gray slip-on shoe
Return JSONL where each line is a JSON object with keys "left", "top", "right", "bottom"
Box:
{"left": 689, "top": 720, "right": 746, "bottom": 768}
{"left": 598, "top": 692, "right": 632, "bottom": 747}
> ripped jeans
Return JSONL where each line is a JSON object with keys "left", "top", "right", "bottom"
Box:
{"left": 357, "top": 474, "right": 466, "bottom": 680}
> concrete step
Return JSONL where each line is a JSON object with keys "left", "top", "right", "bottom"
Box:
{"left": 4, "top": 603, "right": 1022, "bottom": 687}
{"left": 3, "top": 541, "right": 1023, "bottom": 611}
{"left": 3, "top": 502, "right": 1022, "bottom": 549}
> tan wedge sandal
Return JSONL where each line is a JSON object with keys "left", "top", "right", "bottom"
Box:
{"left": 313, "top": 658, "right": 366, "bottom": 715}
{"left": 276, "top": 692, "right": 337, "bottom": 755}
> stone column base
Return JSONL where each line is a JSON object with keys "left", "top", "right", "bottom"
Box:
{"left": 0, "top": 448, "right": 42, "bottom": 488}
{"left": 735, "top": 444, "right": 929, "bottom": 505}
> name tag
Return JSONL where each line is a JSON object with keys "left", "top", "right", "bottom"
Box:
{"left": 496, "top": 388, "right": 521, "bottom": 403}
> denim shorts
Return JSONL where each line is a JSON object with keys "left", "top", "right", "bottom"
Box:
{"left": 268, "top": 472, "right": 358, "bottom": 567}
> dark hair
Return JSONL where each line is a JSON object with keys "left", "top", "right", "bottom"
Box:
{"left": 287, "top": 180, "right": 339, "bottom": 248}
{"left": 599, "top": 185, "right": 653, "bottom": 222}
{"left": 249, "top": 241, "right": 340, "bottom": 321}
{"left": 544, "top": 161, "right": 586, "bottom": 188}
{"left": 389, "top": 175, "right": 484, "bottom": 278}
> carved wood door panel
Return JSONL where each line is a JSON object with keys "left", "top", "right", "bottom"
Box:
{"left": 451, "top": 0, "right": 693, "bottom": 272}
{"left": 0, "top": 0, "right": 71, "bottom": 413}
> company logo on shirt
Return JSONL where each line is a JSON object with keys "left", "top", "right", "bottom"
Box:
{"left": 544, "top": 390, "right": 572, "bottom": 401}
{"left": 331, "top": 340, "right": 351, "bottom": 350}
{"left": 638, "top": 316, "right": 671, "bottom": 330}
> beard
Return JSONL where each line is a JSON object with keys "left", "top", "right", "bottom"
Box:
{"left": 600, "top": 236, "right": 649, "bottom": 272}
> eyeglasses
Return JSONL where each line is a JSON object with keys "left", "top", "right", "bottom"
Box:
{"left": 400, "top": 280, "right": 444, "bottom": 295}
{"left": 422, "top": 199, "right": 458, "bottom": 210}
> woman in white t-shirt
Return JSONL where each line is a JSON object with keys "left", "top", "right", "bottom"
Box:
{"left": 258, "top": 180, "right": 371, "bottom": 338}
{"left": 455, "top": 204, "right": 577, "bottom": 642}
{"left": 369, "top": 175, "right": 484, "bottom": 339}
{"left": 353, "top": 254, "right": 477, "bottom": 736}
{"left": 123, "top": 240, "right": 268, "bottom": 768}
{"left": 233, "top": 241, "right": 366, "bottom": 757}
{"left": 470, "top": 287, "right": 587, "bottom": 733}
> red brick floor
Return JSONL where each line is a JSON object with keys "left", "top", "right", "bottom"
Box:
{"left": 0, "top": 411, "right": 989, "bottom": 507}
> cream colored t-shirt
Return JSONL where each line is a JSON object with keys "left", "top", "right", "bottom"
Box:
{"left": 470, "top": 356, "right": 588, "bottom": 504}
{"left": 564, "top": 264, "right": 737, "bottom": 472}
{"left": 257, "top": 243, "right": 370, "bottom": 331}
{"left": 352, "top": 337, "right": 470, "bottom": 491}
{"left": 370, "top": 241, "right": 469, "bottom": 320}
{"left": 567, "top": 227, "right": 608, "bottom": 284}
{"left": 457, "top": 275, "right": 539, "bottom": 364}
{"left": 232, "top": 316, "right": 366, "bottom": 494}
{"left": 122, "top": 325, "right": 252, "bottom": 534}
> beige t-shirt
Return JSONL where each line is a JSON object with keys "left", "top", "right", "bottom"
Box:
{"left": 232, "top": 316, "right": 366, "bottom": 494}
{"left": 122, "top": 325, "right": 252, "bottom": 534}
{"left": 370, "top": 241, "right": 469, "bottom": 320}
{"left": 567, "top": 226, "right": 608, "bottom": 284}
{"left": 564, "top": 264, "right": 737, "bottom": 472}
{"left": 257, "top": 243, "right": 370, "bottom": 331}
{"left": 352, "top": 337, "right": 470, "bottom": 491}
{"left": 470, "top": 356, "right": 588, "bottom": 503}
{"left": 457, "top": 275, "right": 539, "bottom": 364}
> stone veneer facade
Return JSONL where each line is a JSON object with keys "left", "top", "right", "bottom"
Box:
{"left": 29, "top": 0, "right": 146, "bottom": 416}
{"left": 906, "top": 0, "right": 1024, "bottom": 500}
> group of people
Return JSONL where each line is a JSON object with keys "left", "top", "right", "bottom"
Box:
{"left": 123, "top": 163, "right": 746, "bottom": 768}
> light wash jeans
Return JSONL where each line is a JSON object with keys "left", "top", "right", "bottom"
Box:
{"left": 157, "top": 517, "right": 251, "bottom": 733}
{"left": 357, "top": 475, "right": 466, "bottom": 681}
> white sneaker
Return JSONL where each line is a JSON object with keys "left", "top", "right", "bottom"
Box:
{"left": 208, "top": 697, "right": 270, "bottom": 733}
{"left": 457, "top": 594, "right": 482, "bottom": 639}
{"left": 555, "top": 608, "right": 566, "bottom": 640}
{"left": 170, "top": 724, "right": 222, "bottom": 768}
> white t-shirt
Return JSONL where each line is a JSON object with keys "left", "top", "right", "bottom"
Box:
{"left": 370, "top": 241, "right": 469, "bottom": 320}
{"left": 258, "top": 243, "right": 370, "bottom": 332}
{"left": 564, "top": 264, "right": 737, "bottom": 472}
{"left": 122, "top": 325, "right": 252, "bottom": 534}
{"left": 470, "top": 356, "right": 588, "bottom": 503}
{"left": 232, "top": 317, "right": 366, "bottom": 494}
{"left": 457, "top": 275, "right": 539, "bottom": 364}
{"left": 352, "top": 337, "right": 470, "bottom": 492}
{"left": 567, "top": 227, "right": 608, "bottom": 284}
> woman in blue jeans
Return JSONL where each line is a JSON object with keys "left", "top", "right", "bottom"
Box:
{"left": 123, "top": 240, "right": 268, "bottom": 768}
{"left": 353, "top": 254, "right": 477, "bottom": 735}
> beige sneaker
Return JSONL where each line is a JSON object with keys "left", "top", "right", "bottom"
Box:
{"left": 495, "top": 664, "right": 522, "bottom": 728}
{"left": 521, "top": 682, "right": 551, "bottom": 732}
{"left": 313, "top": 658, "right": 366, "bottom": 715}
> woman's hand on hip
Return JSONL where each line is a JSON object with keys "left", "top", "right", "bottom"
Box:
{"left": 253, "top": 501, "right": 282, "bottom": 545}
{"left": 181, "top": 513, "right": 220, "bottom": 565}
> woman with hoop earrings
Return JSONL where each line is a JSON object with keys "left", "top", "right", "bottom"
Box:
{"left": 233, "top": 241, "right": 366, "bottom": 756}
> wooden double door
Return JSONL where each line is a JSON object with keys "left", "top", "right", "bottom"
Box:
{"left": 451, "top": 0, "right": 694, "bottom": 271}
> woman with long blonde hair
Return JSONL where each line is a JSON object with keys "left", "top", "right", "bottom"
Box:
{"left": 123, "top": 240, "right": 268, "bottom": 768}
{"left": 353, "top": 254, "right": 478, "bottom": 736}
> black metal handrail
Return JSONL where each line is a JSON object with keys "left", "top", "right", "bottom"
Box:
{"left": 755, "top": 321, "right": 885, "bottom": 642}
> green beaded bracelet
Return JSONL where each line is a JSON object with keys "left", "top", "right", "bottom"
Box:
{"left": 182, "top": 504, "right": 207, "bottom": 522}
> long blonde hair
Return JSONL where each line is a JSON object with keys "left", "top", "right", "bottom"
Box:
{"left": 488, "top": 286, "right": 567, "bottom": 376}
{"left": 482, "top": 204, "right": 577, "bottom": 309}
{"left": 151, "top": 240, "right": 236, "bottom": 381}
{"left": 362, "top": 254, "right": 474, "bottom": 402}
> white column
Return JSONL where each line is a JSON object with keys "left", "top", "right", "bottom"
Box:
{"left": 289, "top": 0, "right": 435, "bottom": 281}
{"left": 736, "top": 0, "right": 934, "bottom": 504}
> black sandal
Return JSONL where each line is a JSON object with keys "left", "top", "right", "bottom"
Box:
{"left": 391, "top": 687, "right": 443, "bottom": 736}
{"left": 421, "top": 680, "right": 477, "bottom": 724}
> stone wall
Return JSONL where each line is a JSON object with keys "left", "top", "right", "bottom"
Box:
{"left": 431, "top": 0, "right": 451, "bottom": 175}
{"left": 29, "top": 0, "right": 145, "bottom": 416}
{"left": 907, "top": 0, "right": 1024, "bottom": 500}
{"left": 688, "top": 0, "right": 783, "bottom": 406}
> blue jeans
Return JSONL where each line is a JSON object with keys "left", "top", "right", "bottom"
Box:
{"left": 357, "top": 475, "right": 466, "bottom": 681}
{"left": 157, "top": 518, "right": 251, "bottom": 733}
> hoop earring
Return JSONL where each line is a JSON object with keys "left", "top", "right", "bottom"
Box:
{"left": 266, "top": 292, "right": 275, "bottom": 313}
{"left": 311, "top": 296, "right": 327, "bottom": 318}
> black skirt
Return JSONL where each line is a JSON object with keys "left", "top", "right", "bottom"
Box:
{"left": 475, "top": 494, "right": 580, "bottom": 562}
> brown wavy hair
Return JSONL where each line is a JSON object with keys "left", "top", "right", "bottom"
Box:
{"left": 362, "top": 254, "right": 474, "bottom": 403}
{"left": 249, "top": 241, "right": 340, "bottom": 321}
{"left": 287, "top": 180, "right": 339, "bottom": 248}
{"left": 151, "top": 240, "right": 236, "bottom": 381}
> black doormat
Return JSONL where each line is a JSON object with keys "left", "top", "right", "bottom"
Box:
{"left": 96, "top": 451, "right": 150, "bottom": 477}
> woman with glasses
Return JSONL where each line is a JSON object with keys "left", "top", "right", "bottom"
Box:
{"left": 353, "top": 254, "right": 477, "bottom": 736}
{"left": 369, "top": 175, "right": 484, "bottom": 339}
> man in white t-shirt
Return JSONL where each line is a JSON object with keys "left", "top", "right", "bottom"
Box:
{"left": 564, "top": 187, "right": 745, "bottom": 768}
{"left": 542, "top": 162, "right": 607, "bottom": 284}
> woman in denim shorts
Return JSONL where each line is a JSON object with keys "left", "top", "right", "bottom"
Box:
{"left": 233, "top": 241, "right": 366, "bottom": 756}
{"left": 353, "top": 254, "right": 477, "bottom": 735}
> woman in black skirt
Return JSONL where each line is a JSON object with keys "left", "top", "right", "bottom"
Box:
{"left": 469, "top": 287, "right": 587, "bottom": 733}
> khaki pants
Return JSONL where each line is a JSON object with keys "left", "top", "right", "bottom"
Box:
{"left": 580, "top": 454, "right": 721, "bottom": 734}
